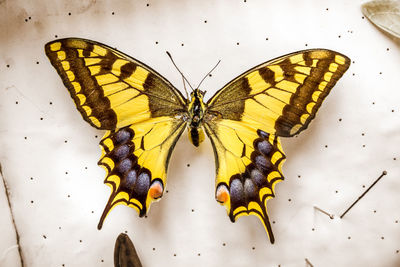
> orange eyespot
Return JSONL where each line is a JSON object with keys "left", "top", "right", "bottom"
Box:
{"left": 216, "top": 184, "right": 230, "bottom": 204}
{"left": 149, "top": 180, "right": 163, "bottom": 200}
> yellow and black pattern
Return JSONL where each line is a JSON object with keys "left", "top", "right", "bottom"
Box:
{"left": 204, "top": 49, "right": 350, "bottom": 243}
{"left": 97, "top": 117, "right": 186, "bottom": 229}
{"left": 45, "top": 38, "right": 188, "bottom": 229}
{"left": 46, "top": 38, "right": 350, "bottom": 242}
{"left": 45, "top": 38, "right": 186, "bottom": 130}
{"left": 207, "top": 49, "right": 351, "bottom": 137}
{"left": 204, "top": 119, "right": 285, "bottom": 243}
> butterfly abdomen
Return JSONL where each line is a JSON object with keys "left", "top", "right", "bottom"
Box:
{"left": 188, "top": 127, "right": 205, "bottom": 147}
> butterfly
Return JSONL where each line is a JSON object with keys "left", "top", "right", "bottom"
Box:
{"left": 45, "top": 38, "right": 350, "bottom": 243}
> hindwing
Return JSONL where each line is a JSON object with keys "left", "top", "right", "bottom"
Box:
{"left": 204, "top": 120, "right": 285, "bottom": 243}
{"left": 98, "top": 117, "right": 186, "bottom": 229}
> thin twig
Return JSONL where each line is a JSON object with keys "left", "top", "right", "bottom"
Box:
{"left": 340, "top": 171, "right": 387, "bottom": 219}
{"left": 1, "top": 163, "right": 25, "bottom": 267}
{"left": 305, "top": 258, "right": 314, "bottom": 267}
{"left": 314, "top": 206, "right": 334, "bottom": 219}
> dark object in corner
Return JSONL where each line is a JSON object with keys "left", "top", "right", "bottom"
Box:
{"left": 114, "top": 233, "right": 142, "bottom": 267}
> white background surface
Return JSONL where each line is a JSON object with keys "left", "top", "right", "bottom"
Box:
{"left": 0, "top": 0, "right": 399, "bottom": 266}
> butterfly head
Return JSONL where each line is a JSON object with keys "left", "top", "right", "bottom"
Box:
{"left": 187, "top": 89, "right": 206, "bottom": 147}
{"left": 190, "top": 88, "right": 206, "bottom": 99}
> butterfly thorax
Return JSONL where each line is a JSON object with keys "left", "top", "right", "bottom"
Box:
{"left": 187, "top": 89, "right": 206, "bottom": 147}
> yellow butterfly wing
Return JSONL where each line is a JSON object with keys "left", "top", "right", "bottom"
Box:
{"left": 45, "top": 38, "right": 186, "bottom": 129}
{"left": 98, "top": 117, "right": 185, "bottom": 229}
{"left": 45, "top": 38, "right": 187, "bottom": 229}
{"left": 204, "top": 49, "right": 350, "bottom": 243}
{"left": 203, "top": 121, "right": 285, "bottom": 243}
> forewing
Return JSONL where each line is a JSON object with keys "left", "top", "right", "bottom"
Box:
{"left": 204, "top": 119, "right": 285, "bottom": 243}
{"left": 207, "top": 49, "right": 350, "bottom": 137}
{"left": 45, "top": 38, "right": 186, "bottom": 129}
{"left": 98, "top": 116, "right": 186, "bottom": 229}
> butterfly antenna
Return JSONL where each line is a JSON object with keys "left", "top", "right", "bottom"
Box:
{"left": 196, "top": 59, "right": 221, "bottom": 90}
{"left": 181, "top": 75, "right": 189, "bottom": 100}
{"left": 166, "top": 51, "right": 194, "bottom": 98}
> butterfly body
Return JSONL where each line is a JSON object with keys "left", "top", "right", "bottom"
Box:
{"left": 187, "top": 89, "right": 206, "bottom": 147}
{"left": 45, "top": 38, "right": 350, "bottom": 243}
